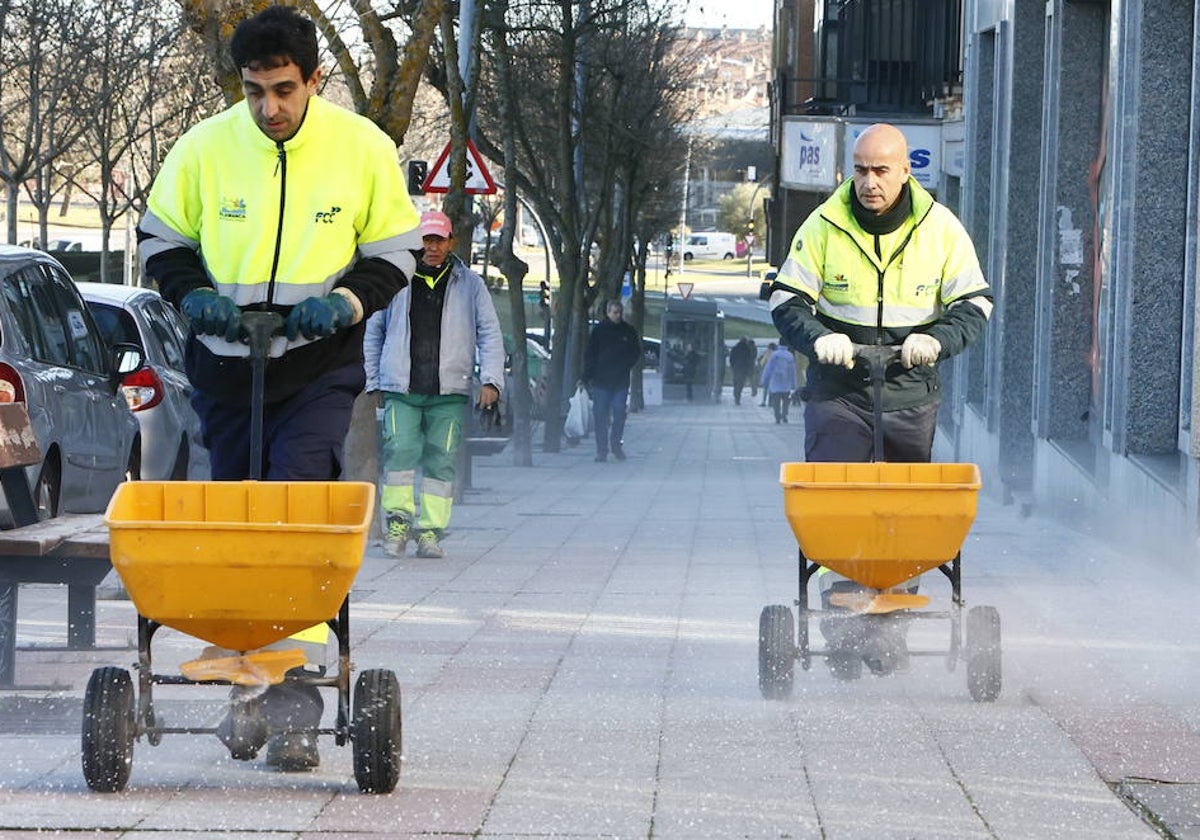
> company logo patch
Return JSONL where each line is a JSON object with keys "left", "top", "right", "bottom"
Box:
{"left": 914, "top": 281, "right": 939, "bottom": 297}
{"left": 219, "top": 197, "right": 246, "bottom": 221}
{"left": 825, "top": 273, "right": 849, "bottom": 292}
{"left": 315, "top": 206, "right": 342, "bottom": 224}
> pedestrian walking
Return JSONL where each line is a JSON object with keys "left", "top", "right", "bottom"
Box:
{"left": 728, "top": 336, "right": 756, "bottom": 405}
{"left": 582, "top": 299, "right": 641, "bottom": 462}
{"left": 760, "top": 343, "right": 797, "bottom": 423}
{"left": 137, "top": 5, "right": 421, "bottom": 771}
{"left": 363, "top": 210, "right": 504, "bottom": 559}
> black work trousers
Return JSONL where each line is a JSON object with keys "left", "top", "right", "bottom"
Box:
{"left": 803, "top": 396, "right": 939, "bottom": 463}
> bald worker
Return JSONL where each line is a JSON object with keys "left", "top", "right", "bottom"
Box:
{"left": 767, "top": 123, "right": 993, "bottom": 676}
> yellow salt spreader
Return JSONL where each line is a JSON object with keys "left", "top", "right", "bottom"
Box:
{"left": 80, "top": 313, "right": 401, "bottom": 794}
{"left": 757, "top": 345, "right": 1001, "bottom": 702}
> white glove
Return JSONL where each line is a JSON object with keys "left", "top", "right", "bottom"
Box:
{"left": 901, "top": 333, "right": 941, "bottom": 368}
{"left": 813, "top": 333, "right": 854, "bottom": 369}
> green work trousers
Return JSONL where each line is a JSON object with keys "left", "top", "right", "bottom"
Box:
{"left": 379, "top": 392, "right": 467, "bottom": 534}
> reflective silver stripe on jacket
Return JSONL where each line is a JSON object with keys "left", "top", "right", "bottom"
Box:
{"left": 137, "top": 210, "right": 198, "bottom": 269}
{"left": 816, "top": 299, "right": 940, "bottom": 328}
{"left": 941, "top": 264, "right": 989, "bottom": 303}
{"left": 361, "top": 229, "right": 421, "bottom": 281}
{"left": 777, "top": 258, "right": 821, "bottom": 299}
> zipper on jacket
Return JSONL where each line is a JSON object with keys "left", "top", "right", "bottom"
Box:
{"left": 266, "top": 142, "right": 287, "bottom": 305}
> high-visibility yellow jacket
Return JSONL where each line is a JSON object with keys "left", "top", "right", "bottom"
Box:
{"left": 770, "top": 178, "right": 992, "bottom": 411}
{"left": 139, "top": 95, "right": 421, "bottom": 405}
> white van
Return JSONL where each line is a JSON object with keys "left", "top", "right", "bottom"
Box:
{"left": 682, "top": 231, "right": 737, "bottom": 261}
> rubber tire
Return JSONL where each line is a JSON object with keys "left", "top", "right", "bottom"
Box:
{"left": 352, "top": 669, "right": 403, "bottom": 793}
{"left": 33, "top": 459, "right": 60, "bottom": 520}
{"left": 81, "top": 667, "right": 135, "bottom": 792}
{"left": 966, "top": 605, "right": 1002, "bottom": 702}
{"left": 758, "top": 605, "right": 795, "bottom": 699}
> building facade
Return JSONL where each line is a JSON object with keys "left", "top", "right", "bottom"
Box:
{"left": 772, "top": 0, "right": 1200, "bottom": 558}
{"left": 950, "top": 0, "right": 1200, "bottom": 559}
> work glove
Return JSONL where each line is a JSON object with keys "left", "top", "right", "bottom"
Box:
{"left": 285, "top": 293, "right": 355, "bottom": 341}
{"left": 180, "top": 288, "right": 242, "bottom": 343}
{"left": 813, "top": 332, "right": 854, "bottom": 369}
{"left": 901, "top": 333, "right": 941, "bottom": 368}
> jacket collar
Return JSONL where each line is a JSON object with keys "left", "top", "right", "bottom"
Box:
{"left": 237, "top": 94, "right": 326, "bottom": 153}
{"left": 823, "top": 176, "right": 933, "bottom": 230}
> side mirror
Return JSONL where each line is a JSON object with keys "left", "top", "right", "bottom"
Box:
{"left": 111, "top": 342, "right": 145, "bottom": 376}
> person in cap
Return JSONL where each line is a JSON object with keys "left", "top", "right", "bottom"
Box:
{"left": 363, "top": 210, "right": 504, "bottom": 558}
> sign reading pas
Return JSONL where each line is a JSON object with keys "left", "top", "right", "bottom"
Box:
{"left": 424, "top": 140, "right": 497, "bottom": 194}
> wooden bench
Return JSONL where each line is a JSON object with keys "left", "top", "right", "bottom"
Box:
{"left": 0, "top": 403, "right": 114, "bottom": 688}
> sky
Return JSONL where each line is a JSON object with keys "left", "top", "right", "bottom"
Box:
{"left": 682, "top": 0, "right": 773, "bottom": 30}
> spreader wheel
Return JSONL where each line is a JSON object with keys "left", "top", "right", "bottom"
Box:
{"left": 81, "top": 667, "right": 135, "bottom": 792}
{"left": 758, "top": 604, "right": 795, "bottom": 700}
{"left": 352, "top": 668, "right": 403, "bottom": 793}
{"left": 966, "top": 605, "right": 1002, "bottom": 702}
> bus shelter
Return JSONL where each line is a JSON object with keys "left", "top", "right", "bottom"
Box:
{"left": 660, "top": 298, "right": 725, "bottom": 402}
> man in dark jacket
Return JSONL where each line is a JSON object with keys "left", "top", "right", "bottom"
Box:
{"left": 582, "top": 300, "right": 641, "bottom": 462}
{"left": 728, "top": 336, "right": 757, "bottom": 405}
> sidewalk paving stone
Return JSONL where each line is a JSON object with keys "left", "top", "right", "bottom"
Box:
{"left": 0, "top": 395, "right": 1197, "bottom": 837}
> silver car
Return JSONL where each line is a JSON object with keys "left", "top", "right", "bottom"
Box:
{"left": 77, "top": 282, "right": 208, "bottom": 481}
{"left": 0, "top": 246, "right": 142, "bottom": 522}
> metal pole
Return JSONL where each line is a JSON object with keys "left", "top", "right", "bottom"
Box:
{"left": 678, "top": 139, "right": 691, "bottom": 278}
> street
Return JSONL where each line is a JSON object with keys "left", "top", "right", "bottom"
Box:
{"left": 2, "top": 396, "right": 1198, "bottom": 838}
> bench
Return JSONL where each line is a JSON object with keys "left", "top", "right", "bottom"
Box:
{"left": 0, "top": 403, "right": 113, "bottom": 688}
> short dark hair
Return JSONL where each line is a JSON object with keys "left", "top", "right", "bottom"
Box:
{"left": 230, "top": 6, "right": 319, "bottom": 81}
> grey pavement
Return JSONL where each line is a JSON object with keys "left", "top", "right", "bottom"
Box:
{"left": 2, "top": 393, "right": 1199, "bottom": 838}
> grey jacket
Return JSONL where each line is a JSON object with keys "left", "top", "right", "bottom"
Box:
{"left": 363, "top": 256, "right": 504, "bottom": 396}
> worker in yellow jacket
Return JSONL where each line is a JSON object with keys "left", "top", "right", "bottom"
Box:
{"left": 138, "top": 6, "right": 420, "bottom": 770}
{"left": 768, "top": 123, "right": 992, "bottom": 678}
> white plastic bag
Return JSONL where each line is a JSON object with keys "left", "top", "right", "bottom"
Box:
{"left": 565, "top": 384, "right": 590, "bottom": 441}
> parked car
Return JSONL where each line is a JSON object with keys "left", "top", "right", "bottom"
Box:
{"left": 77, "top": 282, "right": 208, "bottom": 481}
{"left": 0, "top": 246, "right": 143, "bottom": 524}
{"left": 759, "top": 266, "right": 778, "bottom": 301}
{"left": 471, "top": 228, "right": 492, "bottom": 264}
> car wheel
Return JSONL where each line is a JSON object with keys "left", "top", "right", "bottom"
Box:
{"left": 34, "top": 458, "right": 61, "bottom": 521}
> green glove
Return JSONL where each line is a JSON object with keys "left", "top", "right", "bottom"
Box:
{"left": 180, "top": 288, "right": 242, "bottom": 343}
{"left": 285, "top": 293, "right": 355, "bottom": 341}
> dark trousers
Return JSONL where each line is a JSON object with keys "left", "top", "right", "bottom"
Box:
{"left": 192, "top": 361, "right": 363, "bottom": 733}
{"left": 769, "top": 391, "right": 790, "bottom": 423}
{"left": 591, "top": 385, "right": 629, "bottom": 456}
{"left": 732, "top": 371, "right": 751, "bottom": 404}
{"left": 193, "top": 362, "right": 363, "bottom": 481}
{"left": 803, "top": 397, "right": 939, "bottom": 462}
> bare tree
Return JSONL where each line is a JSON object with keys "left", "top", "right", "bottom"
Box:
{"left": 175, "top": 0, "right": 444, "bottom": 145}
{"left": 467, "top": 0, "right": 698, "bottom": 450}
{"left": 0, "top": 0, "right": 97, "bottom": 245}
{"left": 66, "top": 0, "right": 222, "bottom": 282}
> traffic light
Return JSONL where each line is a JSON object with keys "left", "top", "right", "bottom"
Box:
{"left": 406, "top": 160, "right": 427, "bottom": 195}
{"left": 539, "top": 280, "right": 551, "bottom": 312}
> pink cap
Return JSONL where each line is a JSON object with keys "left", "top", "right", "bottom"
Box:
{"left": 419, "top": 210, "right": 453, "bottom": 239}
